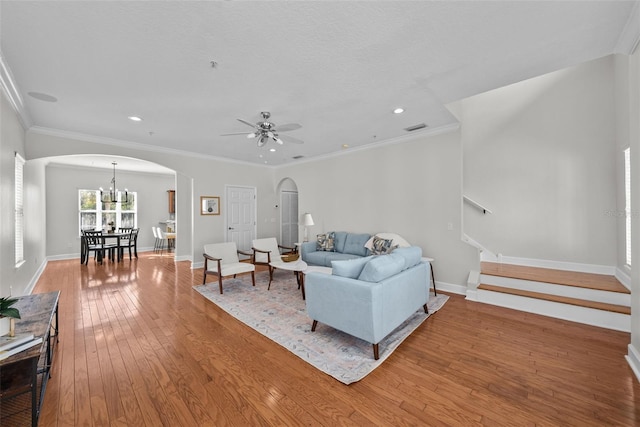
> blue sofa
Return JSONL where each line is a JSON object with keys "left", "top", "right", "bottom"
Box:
{"left": 300, "top": 231, "right": 372, "bottom": 267}
{"left": 304, "top": 246, "right": 430, "bottom": 360}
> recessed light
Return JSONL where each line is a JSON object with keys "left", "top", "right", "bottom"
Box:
{"left": 393, "top": 108, "right": 404, "bottom": 114}
{"left": 128, "top": 116, "right": 143, "bottom": 122}
{"left": 342, "top": 144, "right": 349, "bottom": 149}
{"left": 269, "top": 148, "right": 276, "bottom": 152}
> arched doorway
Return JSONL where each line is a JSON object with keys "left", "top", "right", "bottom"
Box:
{"left": 276, "top": 178, "right": 299, "bottom": 248}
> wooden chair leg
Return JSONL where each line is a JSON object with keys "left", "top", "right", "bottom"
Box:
{"left": 218, "top": 275, "right": 223, "bottom": 294}
{"left": 373, "top": 343, "right": 380, "bottom": 360}
{"left": 202, "top": 272, "right": 207, "bottom": 285}
{"left": 311, "top": 320, "right": 318, "bottom": 331}
{"left": 251, "top": 271, "right": 255, "bottom": 287}
{"left": 268, "top": 266, "right": 274, "bottom": 290}
{"left": 424, "top": 304, "right": 429, "bottom": 314}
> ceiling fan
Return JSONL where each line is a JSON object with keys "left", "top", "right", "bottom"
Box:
{"left": 221, "top": 112, "right": 304, "bottom": 147}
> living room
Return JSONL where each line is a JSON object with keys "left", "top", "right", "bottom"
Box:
{"left": 1, "top": 1, "right": 639, "bottom": 425}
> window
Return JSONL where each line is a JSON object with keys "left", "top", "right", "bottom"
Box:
{"left": 79, "top": 189, "right": 137, "bottom": 233}
{"left": 15, "top": 153, "right": 25, "bottom": 267}
{"left": 625, "top": 147, "right": 631, "bottom": 267}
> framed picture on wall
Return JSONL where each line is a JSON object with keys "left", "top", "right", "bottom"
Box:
{"left": 200, "top": 196, "right": 220, "bottom": 215}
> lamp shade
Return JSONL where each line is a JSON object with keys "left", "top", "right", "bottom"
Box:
{"left": 302, "top": 213, "right": 314, "bottom": 226}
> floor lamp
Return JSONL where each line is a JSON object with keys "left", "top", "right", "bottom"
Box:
{"left": 302, "top": 213, "right": 314, "bottom": 242}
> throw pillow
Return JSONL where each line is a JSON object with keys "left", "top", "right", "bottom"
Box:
{"left": 316, "top": 232, "right": 335, "bottom": 252}
{"left": 370, "top": 236, "right": 397, "bottom": 255}
{"left": 331, "top": 256, "right": 374, "bottom": 279}
{"left": 358, "top": 253, "right": 405, "bottom": 282}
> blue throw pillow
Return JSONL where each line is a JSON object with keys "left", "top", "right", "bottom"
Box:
{"left": 358, "top": 253, "right": 405, "bottom": 282}
{"left": 331, "top": 256, "right": 374, "bottom": 279}
{"left": 316, "top": 232, "right": 335, "bottom": 251}
{"left": 392, "top": 246, "right": 422, "bottom": 270}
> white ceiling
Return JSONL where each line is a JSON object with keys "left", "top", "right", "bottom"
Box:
{"left": 1, "top": 1, "right": 638, "bottom": 167}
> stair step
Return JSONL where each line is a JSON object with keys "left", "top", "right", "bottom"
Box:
{"left": 477, "top": 284, "right": 631, "bottom": 315}
{"left": 481, "top": 262, "right": 628, "bottom": 293}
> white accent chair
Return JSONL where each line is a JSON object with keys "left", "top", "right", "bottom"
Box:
{"left": 203, "top": 242, "right": 255, "bottom": 294}
{"left": 251, "top": 238, "right": 295, "bottom": 289}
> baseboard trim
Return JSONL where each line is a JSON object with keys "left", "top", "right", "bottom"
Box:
{"left": 495, "top": 255, "right": 615, "bottom": 275}
{"left": 435, "top": 281, "right": 466, "bottom": 296}
{"left": 26, "top": 259, "right": 48, "bottom": 295}
{"left": 615, "top": 267, "right": 632, "bottom": 290}
{"left": 626, "top": 344, "right": 640, "bottom": 383}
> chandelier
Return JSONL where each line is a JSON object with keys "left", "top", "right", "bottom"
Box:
{"left": 100, "top": 162, "right": 128, "bottom": 203}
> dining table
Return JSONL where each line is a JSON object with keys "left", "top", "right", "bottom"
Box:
{"left": 80, "top": 231, "right": 130, "bottom": 264}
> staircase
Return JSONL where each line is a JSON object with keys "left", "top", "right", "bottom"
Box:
{"left": 475, "top": 262, "right": 631, "bottom": 332}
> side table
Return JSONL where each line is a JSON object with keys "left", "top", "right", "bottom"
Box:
{"left": 422, "top": 257, "right": 437, "bottom": 296}
{"left": 0, "top": 291, "right": 60, "bottom": 427}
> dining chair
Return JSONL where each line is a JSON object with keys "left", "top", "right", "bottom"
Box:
{"left": 119, "top": 228, "right": 139, "bottom": 260}
{"left": 156, "top": 227, "right": 168, "bottom": 254}
{"left": 203, "top": 242, "right": 255, "bottom": 294}
{"left": 151, "top": 226, "right": 160, "bottom": 253}
{"left": 82, "top": 230, "right": 117, "bottom": 264}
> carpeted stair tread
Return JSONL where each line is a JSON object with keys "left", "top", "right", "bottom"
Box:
{"left": 477, "top": 283, "right": 631, "bottom": 315}
{"left": 481, "top": 262, "right": 629, "bottom": 294}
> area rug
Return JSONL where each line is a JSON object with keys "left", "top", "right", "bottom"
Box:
{"left": 193, "top": 271, "right": 448, "bottom": 384}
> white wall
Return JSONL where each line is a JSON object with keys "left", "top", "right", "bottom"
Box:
{"left": 627, "top": 44, "right": 640, "bottom": 375}
{"left": 25, "top": 129, "right": 276, "bottom": 264}
{"left": 0, "top": 92, "right": 47, "bottom": 297}
{"left": 276, "top": 130, "right": 478, "bottom": 288}
{"left": 45, "top": 163, "right": 174, "bottom": 257}
{"left": 458, "top": 55, "right": 618, "bottom": 266}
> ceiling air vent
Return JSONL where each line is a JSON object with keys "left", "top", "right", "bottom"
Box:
{"left": 404, "top": 123, "right": 427, "bottom": 132}
{"left": 292, "top": 155, "right": 304, "bottom": 160}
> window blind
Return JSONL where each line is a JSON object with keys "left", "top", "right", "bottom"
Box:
{"left": 15, "top": 152, "right": 25, "bottom": 266}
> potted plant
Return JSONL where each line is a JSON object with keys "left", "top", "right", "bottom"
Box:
{"left": 0, "top": 296, "right": 21, "bottom": 336}
{"left": 108, "top": 220, "right": 115, "bottom": 233}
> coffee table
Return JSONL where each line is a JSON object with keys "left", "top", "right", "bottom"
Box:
{"left": 269, "top": 259, "right": 308, "bottom": 297}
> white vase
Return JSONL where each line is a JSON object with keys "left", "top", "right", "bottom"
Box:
{"left": 0, "top": 317, "right": 10, "bottom": 336}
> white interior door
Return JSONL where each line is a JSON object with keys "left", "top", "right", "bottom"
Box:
{"left": 280, "top": 191, "right": 298, "bottom": 248}
{"left": 226, "top": 186, "right": 256, "bottom": 252}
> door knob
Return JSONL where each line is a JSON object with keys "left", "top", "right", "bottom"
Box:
{"left": 228, "top": 227, "right": 234, "bottom": 230}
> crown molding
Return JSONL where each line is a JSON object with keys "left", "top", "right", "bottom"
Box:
{"left": 27, "top": 126, "right": 266, "bottom": 168}
{"left": 0, "top": 50, "right": 31, "bottom": 129}
{"left": 615, "top": 1, "right": 640, "bottom": 54}
{"left": 274, "top": 122, "right": 460, "bottom": 169}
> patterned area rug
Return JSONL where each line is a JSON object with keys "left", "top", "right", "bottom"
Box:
{"left": 193, "top": 271, "right": 449, "bottom": 384}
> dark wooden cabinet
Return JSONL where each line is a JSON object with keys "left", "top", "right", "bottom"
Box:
{"left": 167, "top": 190, "right": 175, "bottom": 214}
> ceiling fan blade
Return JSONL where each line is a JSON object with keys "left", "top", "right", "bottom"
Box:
{"left": 220, "top": 132, "right": 251, "bottom": 136}
{"left": 275, "top": 123, "right": 302, "bottom": 132}
{"left": 279, "top": 134, "right": 304, "bottom": 144}
{"left": 237, "top": 118, "right": 260, "bottom": 129}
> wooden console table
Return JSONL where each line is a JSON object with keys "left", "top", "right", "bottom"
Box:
{"left": 0, "top": 291, "right": 60, "bottom": 427}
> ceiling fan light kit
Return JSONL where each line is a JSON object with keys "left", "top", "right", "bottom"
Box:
{"left": 222, "top": 111, "right": 304, "bottom": 148}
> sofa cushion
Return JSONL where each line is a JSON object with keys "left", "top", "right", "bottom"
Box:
{"left": 305, "top": 251, "right": 362, "bottom": 267}
{"left": 358, "top": 253, "right": 405, "bottom": 282}
{"left": 392, "top": 246, "right": 422, "bottom": 270}
{"left": 331, "top": 256, "right": 374, "bottom": 279}
{"left": 370, "top": 236, "right": 397, "bottom": 255}
{"left": 332, "top": 231, "right": 348, "bottom": 253}
{"left": 343, "top": 233, "right": 371, "bottom": 256}
{"left": 316, "top": 232, "right": 335, "bottom": 251}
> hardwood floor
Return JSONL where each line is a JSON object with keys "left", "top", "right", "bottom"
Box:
{"left": 31, "top": 252, "right": 639, "bottom": 426}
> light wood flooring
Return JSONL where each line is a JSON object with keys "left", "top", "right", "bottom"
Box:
{"left": 29, "top": 252, "right": 639, "bottom": 426}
